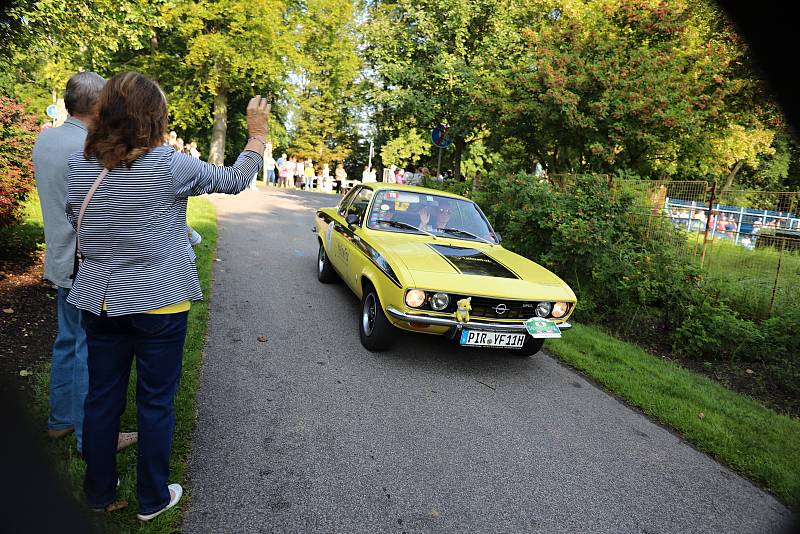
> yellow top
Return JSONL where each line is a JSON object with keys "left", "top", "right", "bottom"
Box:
{"left": 102, "top": 300, "right": 191, "bottom": 314}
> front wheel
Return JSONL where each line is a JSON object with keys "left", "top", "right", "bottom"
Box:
{"left": 317, "top": 242, "right": 337, "bottom": 283}
{"left": 359, "top": 285, "right": 396, "bottom": 351}
{"left": 509, "top": 336, "right": 544, "bottom": 357}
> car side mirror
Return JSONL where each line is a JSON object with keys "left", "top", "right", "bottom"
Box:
{"left": 346, "top": 213, "right": 360, "bottom": 227}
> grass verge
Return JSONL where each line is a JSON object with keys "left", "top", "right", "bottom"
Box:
{"left": 33, "top": 196, "right": 217, "bottom": 533}
{"left": 0, "top": 190, "right": 44, "bottom": 260}
{"left": 545, "top": 323, "right": 800, "bottom": 509}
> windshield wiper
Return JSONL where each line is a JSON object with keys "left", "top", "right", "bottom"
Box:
{"left": 437, "top": 227, "right": 495, "bottom": 245}
{"left": 375, "top": 219, "right": 436, "bottom": 238}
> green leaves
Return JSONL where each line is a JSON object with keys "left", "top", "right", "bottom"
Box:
{"left": 289, "top": 0, "right": 360, "bottom": 165}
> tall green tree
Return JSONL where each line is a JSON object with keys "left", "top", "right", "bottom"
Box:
{"left": 363, "top": 0, "right": 507, "bottom": 180}
{"left": 484, "top": 0, "right": 779, "bottom": 179}
{"left": 290, "top": 0, "right": 360, "bottom": 167}
{"left": 155, "top": 0, "right": 290, "bottom": 164}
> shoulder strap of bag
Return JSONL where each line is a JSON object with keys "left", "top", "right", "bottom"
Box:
{"left": 76, "top": 168, "right": 108, "bottom": 259}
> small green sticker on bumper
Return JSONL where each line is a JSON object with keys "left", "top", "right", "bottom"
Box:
{"left": 524, "top": 317, "right": 562, "bottom": 338}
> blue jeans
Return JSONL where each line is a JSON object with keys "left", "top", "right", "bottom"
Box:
{"left": 49, "top": 287, "right": 89, "bottom": 452}
{"left": 265, "top": 168, "right": 275, "bottom": 184}
{"left": 81, "top": 311, "right": 187, "bottom": 513}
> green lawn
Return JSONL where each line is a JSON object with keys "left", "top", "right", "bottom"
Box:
{"left": 546, "top": 324, "right": 800, "bottom": 508}
{"left": 685, "top": 232, "right": 800, "bottom": 319}
{"left": 33, "top": 196, "right": 217, "bottom": 533}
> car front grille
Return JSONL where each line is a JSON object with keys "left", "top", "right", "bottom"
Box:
{"left": 446, "top": 294, "right": 539, "bottom": 320}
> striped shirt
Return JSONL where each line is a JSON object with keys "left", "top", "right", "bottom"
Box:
{"left": 65, "top": 146, "right": 262, "bottom": 316}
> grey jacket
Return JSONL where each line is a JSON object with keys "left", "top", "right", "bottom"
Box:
{"left": 32, "top": 117, "right": 88, "bottom": 288}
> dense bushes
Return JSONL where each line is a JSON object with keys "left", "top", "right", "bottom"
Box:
{"left": 0, "top": 97, "right": 38, "bottom": 227}
{"left": 454, "top": 171, "right": 798, "bottom": 371}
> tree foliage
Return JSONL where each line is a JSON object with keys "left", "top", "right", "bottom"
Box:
{"left": 290, "top": 0, "right": 361, "bottom": 166}
{"left": 0, "top": 97, "right": 38, "bottom": 226}
{"left": 379, "top": 128, "right": 428, "bottom": 167}
{"left": 153, "top": 0, "right": 290, "bottom": 163}
{"left": 4, "top": 0, "right": 157, "bottom": 109}
{"left": 364, "top": 0, "right": 791, "bottom": 187}
{"left": 362, "top": 0, "right": 507, "bottom": 180}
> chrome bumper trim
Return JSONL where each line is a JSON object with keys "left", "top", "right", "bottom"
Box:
{"left": 386, "top": 306, "right": 572, "bottom": 332}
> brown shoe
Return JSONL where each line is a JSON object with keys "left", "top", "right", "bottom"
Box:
{"left": 117, "top": 431, "right": 138, "bottom": 452}
{"left": 91, "top": 500, "right": 129, "bottom": 513}
{"left": 47, "top": 427, "right": 74, "bottom": 439}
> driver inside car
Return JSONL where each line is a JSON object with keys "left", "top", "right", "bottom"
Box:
{"left": 418, "top": 200, "right": 453, "bottom": 233}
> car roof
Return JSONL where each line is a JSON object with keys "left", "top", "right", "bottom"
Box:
{"left": 360, "top": 182, "right": 471, "bottom": 202}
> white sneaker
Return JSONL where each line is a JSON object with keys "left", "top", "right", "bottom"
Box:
{"left": 137, "top": 483, "right": 182, "bottom": 521}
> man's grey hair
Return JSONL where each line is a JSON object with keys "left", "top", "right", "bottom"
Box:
{"left": 64, "top": 72, "right": 106, "bottom": 115}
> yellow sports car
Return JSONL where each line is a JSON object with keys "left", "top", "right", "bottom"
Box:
{"left": 313, "top": 183, "right": 576, "bottom": 356}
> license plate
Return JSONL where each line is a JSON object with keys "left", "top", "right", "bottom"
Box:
{"left": 460, "top": 330, "right": 527, "bottom": 348}
{"left": 524, "top": 317, "right": 562, "bottom": 339}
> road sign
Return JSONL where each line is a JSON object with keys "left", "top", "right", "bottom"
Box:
{"left": 431, "top": 125, "right": 452, "bottom": 148}
{"left": 46, "top": 104, "right": 58, "bottom": 118}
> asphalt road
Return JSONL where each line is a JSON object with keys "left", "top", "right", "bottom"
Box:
{"left": 183, "top": 187, "right": 792, "bottom": 533}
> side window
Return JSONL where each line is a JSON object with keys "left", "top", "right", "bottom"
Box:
{"left": 338, "top": 187, "right": 359, "bottom": 216}
{"left": 345, "top": 187, "right": 374, "bottom": 225}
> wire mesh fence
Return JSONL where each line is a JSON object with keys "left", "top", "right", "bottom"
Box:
{"left": 608, "top": 178, "right": 800, "bottom": 319}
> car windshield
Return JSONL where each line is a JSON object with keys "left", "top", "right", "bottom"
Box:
{"left": 366, "top": 189, "right": 499, "bottom": 244}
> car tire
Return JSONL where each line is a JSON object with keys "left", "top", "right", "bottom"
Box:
{"left": 317, "top": 242, "right": 337, "bottom": 283}
{"left": 359, "top": 284, "right": 396, "bottom": 351}
{"left": 510, "top": 337, "right": 544, "bottom": 357}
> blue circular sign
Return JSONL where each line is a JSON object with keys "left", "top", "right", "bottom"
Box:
{"left": 431, "top": 125, "right": 452, "bottom": 148}
{"left": 46, "top": 104, "right": 58, "bottom": 118}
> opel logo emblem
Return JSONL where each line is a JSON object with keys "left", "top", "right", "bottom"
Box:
{"left": 494, "top": 303, "right": 508, "bottom": 315}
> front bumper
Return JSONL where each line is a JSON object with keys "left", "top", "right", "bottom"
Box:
{"left": 386, "top": 306, "right": 572, "bottom": 333}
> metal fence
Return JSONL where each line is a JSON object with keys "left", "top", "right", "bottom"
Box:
{"left": 609, "top": 179, "right": 800, "bottom": 319}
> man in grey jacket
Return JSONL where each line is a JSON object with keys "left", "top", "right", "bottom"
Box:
{"left": 32, "top": 72, "right": 106, "bottom": 455}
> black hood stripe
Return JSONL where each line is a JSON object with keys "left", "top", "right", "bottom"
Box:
{"left": 427, "top": 244, "right": 520, "bottom": 279}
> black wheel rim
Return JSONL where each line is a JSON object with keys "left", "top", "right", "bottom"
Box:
{"left": 318, "top": 246, "right": 325, "bottom": 273}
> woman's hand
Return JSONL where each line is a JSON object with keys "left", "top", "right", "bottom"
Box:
{"left": 247, "top": 95, "right": 269, "bottom": 138}
{"left": 418, "top": 207, "right": 430, "bottom": 228}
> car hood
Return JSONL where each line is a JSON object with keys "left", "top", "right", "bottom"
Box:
{"left": 379, "top": 237, "right": 576, "bottom": 301}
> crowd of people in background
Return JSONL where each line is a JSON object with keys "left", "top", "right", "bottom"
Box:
{"left": 666, "top": 204, "right": 792, "bottom": 250}
{"left": 257, "top": 153, "right": 359, "bottom": 194}
{"left": 161, "top": 130, "right": 457, "bottom": 197}
{"left": 166, "top": 131, "right": 201, "bottom": 159}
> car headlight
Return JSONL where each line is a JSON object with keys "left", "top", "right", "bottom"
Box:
{"left": 430, "top": 292, "right": 450, "bottom": 311}
{"left": 535, "top": 301, "right": 552, "bottom": 317}
{"left": 405, "top": 289, "right": 426, "bottom": 308}
{"left": 551, "top": 302, "right": 569, "bottom": 318}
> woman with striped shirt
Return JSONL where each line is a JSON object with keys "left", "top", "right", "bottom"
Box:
{"left": 66, "top": 72, "right": 267, "bottom": 520}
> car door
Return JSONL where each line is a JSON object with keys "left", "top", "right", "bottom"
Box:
{"left": 330, "top": 186, "right": 374, "bottom": 294}
{"left": 323, "top": 186, "right": 358, "bottom": 268}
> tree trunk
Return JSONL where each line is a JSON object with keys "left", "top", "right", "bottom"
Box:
{"left": 209, "top": 89, "right": 228, "bottom": 166}
{"left": 723, "top": 160, "right": 744, "bottom": 191}
{"left": 453, "top": 136, "right": 465, "bottom": 181}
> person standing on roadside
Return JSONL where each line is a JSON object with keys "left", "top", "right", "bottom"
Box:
{"left": 65, "top": 71, "right": 267, "bottom": 520}
{"left": 263, "top": 152, "right": 276, "bottom": 186}
{"left": 295, "top": 157, "right": 305, "bottom": 189}
{"left": 335, "top": 162, "right": 347, "bottom": 193}
{"left": 32, "top": 72, "right": 137, "bottom": 457}
{"left": 304, "top": 158, "right": 315, "bottom": 190}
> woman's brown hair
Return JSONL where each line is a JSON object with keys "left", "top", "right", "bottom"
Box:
{"left": 84, "top": 72, "right": 168, "bottom": 169}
